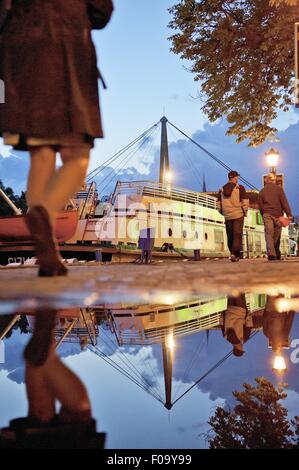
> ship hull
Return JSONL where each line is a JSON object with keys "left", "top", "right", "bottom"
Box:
{"left": 0, "top": 210, "right": 78, "bottom": 243}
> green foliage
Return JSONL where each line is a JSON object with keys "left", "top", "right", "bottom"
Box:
{"left": 168, "top": 0, "right": 298, "bottom": 146}
{"left": 208, "top": 377, "right": 299, "bottom": 448}
{"left": 0, "top": 180, "right": 27, "bottom": 216}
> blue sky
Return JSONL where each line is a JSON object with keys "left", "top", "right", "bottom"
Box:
{"left": 1, "top": 0, "right": 299, "bottom": 209}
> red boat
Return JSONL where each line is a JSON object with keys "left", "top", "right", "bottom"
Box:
{"left": 0, "top": 210, "right": 79, "bottom": 243}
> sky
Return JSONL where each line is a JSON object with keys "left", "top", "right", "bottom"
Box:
{"left": 1, "top": 0, "right": 299, "bottom": 209}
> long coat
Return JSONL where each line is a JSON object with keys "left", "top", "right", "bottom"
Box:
{"left": 0, "top": 0, "right": 113, "bottom": 149}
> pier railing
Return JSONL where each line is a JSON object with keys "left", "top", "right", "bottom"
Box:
{"left": 111, "top": 180, "right": 218, "bottom": 209}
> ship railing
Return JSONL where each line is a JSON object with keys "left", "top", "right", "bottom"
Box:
{"left": 111, "top": 180, "right": 218, "bottom": 210}
{"left": 79, "top": 181, "right": 97, "bottom": 220}
{"left": 54, "top": 328, "right": 99, "bottom": 345}
{"left": 115, "top": 312, "right": 223, "bottom": 346}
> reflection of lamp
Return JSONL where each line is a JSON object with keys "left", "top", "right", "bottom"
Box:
{"left": 272, "top": 350, "right": 287, "bottom": 375}
{"left": 166, "top": 331, "right": 175, "bottom": 351}
{"left": 165, "top": 171, "right": 173, "bottom": 182}
{"left": 265, "top": 148, "right": 280, "bottom": 174}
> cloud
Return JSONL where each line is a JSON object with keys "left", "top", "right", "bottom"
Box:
{"left": 0, "top": 147, "right": 29, "bottom": 195}
{"left": 1, "top": 119, "right": 298, "bottom": 215}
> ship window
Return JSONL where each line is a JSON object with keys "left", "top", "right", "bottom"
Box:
{"left": 168, "top": 228, "right": 173, "bottom": 237}
{"left": 183, "top": 230, "right": 187, "bottom": 239}
{"left": 205, "top": 233, "right": 208, "bottom": 240}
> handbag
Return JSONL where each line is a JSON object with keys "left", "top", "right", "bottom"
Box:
{"left": 279, "top": 216, "right": 291, "bottom": 227}
{"left": 0, "top": 0, "right": 11, "bottom": 33}
{"left": 87, "top": 0, "right": 113, "bottom": 30}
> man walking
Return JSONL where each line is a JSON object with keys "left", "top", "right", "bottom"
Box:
{"left": 258, "top": 174, "right": 292, "bottom": 261}
{"left": 217, "top": 171, "right": 249, "bottom": 262}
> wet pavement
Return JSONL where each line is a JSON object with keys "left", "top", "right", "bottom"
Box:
{"left": 0, "top": 258, "right": 299, "bottom": 311}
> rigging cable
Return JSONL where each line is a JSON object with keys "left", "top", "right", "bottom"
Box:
{"left": 86, "top": 122, "right": 160, "bottom": 182}
{"left": 168, "top": 124, "right": 203, "bottom": 190}
{"left": 100, "top": 327, "right": 164, "bottom": 401}
{"left": 171, "top": 331, "right": 259, "bottom": 407}
{"left": 88, "top": 344, "right": 164, "bottom": 403}
{"left": 167, "top": 120, "right": 258, "bottom": 191}
{"left": 98, "top": 125, "right": 157, "bottom": 195}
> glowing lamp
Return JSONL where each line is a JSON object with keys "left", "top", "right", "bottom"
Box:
{"left": 265, "top": 148, "right": 280, "bottom": 172}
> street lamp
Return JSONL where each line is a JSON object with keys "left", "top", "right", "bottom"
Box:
{"left": 265, "top": 148, "right": 280, "bottom": 174}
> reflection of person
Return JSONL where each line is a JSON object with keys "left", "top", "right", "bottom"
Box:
{"left": 263, "top": 296, "right": 295, "bottom": 352}
{"left": 217, "top": 171, "right": 249, "bottom": 262}
{"left": 0, "top": 309, "right": 103, "bottom": 449}
{"left": 221, "top": 295, "right": 253, "bottom": 356}
{"left": 258, "top": 174, "right": 292, "bottom": 261}
{"left": 0, "top": 1, "right": 113, "bottom": 276}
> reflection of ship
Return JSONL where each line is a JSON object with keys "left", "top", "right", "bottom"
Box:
{"left": 0, "top": 117, "right": 290, "bottom": 264}
{"left": 94, "top": 293, "right": 266, "bottom": 409}
{"left": 1, "top": 293, "right": 295, "bottom": 410}
{"left": 103, "top": 294, "right": 266, "bottom": 346}
{"left": 0, "top": 309, "right": 99, "bottom": 349}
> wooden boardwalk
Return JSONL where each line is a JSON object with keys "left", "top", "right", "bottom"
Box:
{"left": 0, "top": 258, "right": 299, "bottom": 313}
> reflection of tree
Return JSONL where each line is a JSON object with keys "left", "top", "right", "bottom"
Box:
{"left": 207, "top": 378, "right": 299, "bottom": 449}
{"left": 0, "top": 315, "right": 30, "bottom": 339}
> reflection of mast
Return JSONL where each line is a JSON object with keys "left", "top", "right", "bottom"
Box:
{"left": 159, "top": 116, "right": 170, "bottom": 184}
{"left": 162, "top": 331, "right": 174, "bottom": 410}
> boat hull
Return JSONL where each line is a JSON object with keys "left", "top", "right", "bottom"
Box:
{"left": 0, "top": 210, "right": 78, "bottom": 243}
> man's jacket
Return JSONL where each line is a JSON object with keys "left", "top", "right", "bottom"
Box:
{"left": 258, "top": 183, "right": 292, "bottom": 218}
{"left": 217, "top": 183, "right": 249, "bottom": 220}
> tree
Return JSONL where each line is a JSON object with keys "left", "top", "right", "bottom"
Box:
{"left": 208, "top": 377, "right": 299, "bottom": 448}
{"left": 168, "top": 1, "right": 298, "bottom": 146}
{"left": 0, "top": 180, "right": 27, "bottom": 216}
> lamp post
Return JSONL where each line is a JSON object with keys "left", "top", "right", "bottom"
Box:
{"left": 265, "top": 148, "right": 280, "bottom": 174}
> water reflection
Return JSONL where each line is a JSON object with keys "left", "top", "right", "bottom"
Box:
{"left": 0, "top": 293, "right": 298, "bottom": 448}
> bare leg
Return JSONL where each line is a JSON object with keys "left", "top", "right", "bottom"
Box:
{"left": 42, "top": 146, "right": 90, "bottom": 216}
{"left": 27, "top": 145, "right": 90, "bottom": 219}
{"left": 26, "top": 146, "right": 56, "bottom": 219}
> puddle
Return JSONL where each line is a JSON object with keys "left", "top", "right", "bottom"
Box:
{"left": 0, "top": 290, "right": 298, "bottom": 448}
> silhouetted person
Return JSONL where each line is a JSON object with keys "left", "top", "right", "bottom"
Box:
{"left": 0, "top": 0, "right": 113, "bottom": 276}
{"left": 221, "top": 294, "right": 253, "bottom": 356}
{"left": 217, "top": 171, "right": 249, "bottom": 262}
{"left": 258, "top": 173, "right": 292, "bottom": 261}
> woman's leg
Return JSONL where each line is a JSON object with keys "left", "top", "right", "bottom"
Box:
{"left": 27, "top": 145, "right": 90, "bottom": 218}
{"left": 41, "top": 146, "right": 90, "bottom": 215}
{"left": 27, "top": 146, "right": 56, "bottom": 218}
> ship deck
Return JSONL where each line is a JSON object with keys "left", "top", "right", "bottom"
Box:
{"left": 0, "top": 258, "right": 299, "bottom": 313}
